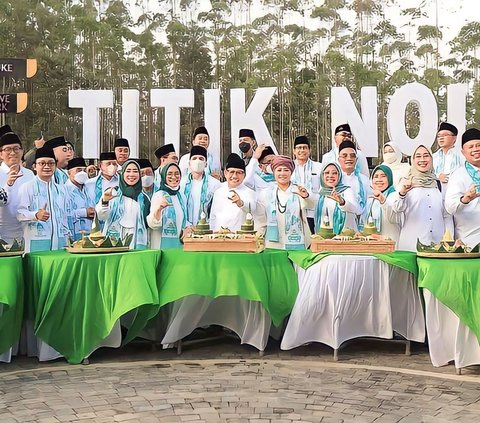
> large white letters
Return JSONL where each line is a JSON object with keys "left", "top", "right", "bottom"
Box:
{"left": 68, "top": 90, "right": 113, "bottom": 158}
{"left": 331, "top": 87, "right": 378, "bottom": 157}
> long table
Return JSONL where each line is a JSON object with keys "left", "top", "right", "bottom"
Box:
{"left": 0, "top": 255, "right": 24, "bottom": 362}
{"left": 417, "top": 257, "right": 480, "bottom": 370}
{"left": 22, "top": 248, "right": 298, "bottom": 363}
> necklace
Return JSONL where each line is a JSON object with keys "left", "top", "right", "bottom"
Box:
{"left": 276, "top": 188, "right": 287, "bottom": 213}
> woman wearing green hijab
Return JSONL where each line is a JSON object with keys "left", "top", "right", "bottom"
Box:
{"left": 147, "top": 162, "right": 190, "bottom": 249}
{"left": 365, "top": 164, "right": 401, "bottom": 243}
{"left": 95, "top": 159, "right": 149, "bottom": 249}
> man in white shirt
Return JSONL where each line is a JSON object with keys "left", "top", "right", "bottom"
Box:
{"left": 244, "top": 144, "right": 276, "bottom": 192}
{"left": 337, "top": 140, "right": 371, "bottom": 231}
{"left": 17, "top": 147, "right": 70, "bottom": 252}
{"left": 178, "top": 127, "right": 222, "bottom": 179}
{"left": 210, "top": 153, "right": 256, "bottom": 231}
{"left": 291, "top": 135, "right": 322, "bottom": 233}
{"left": 44, "top": 136, "right": 70, "bottom": 184}
{"left": 65, "top": 157, "right": 95, "bottom": 240}
{"left": 238, "top": 128, "right": 257, "bottom": 166}
{"left": 445, "top": 128, "right": 480, "bottom": 247}
{"left": 85, "top": 152, "right": 119, "bottom": 204}
{"left": 180, "top": 146, "right": 221, "bottom": 225}
{"left": 0, "top": 130, "right": 35, "bottom": 242}
{"left": 153, "top": 143, "right": 178, "bottom": 188}
{"left": 114, "top": 138, "right": 130, "bottom": 166}
{"left": 322, "top": 124, "right": 370, "bottom": 177}
{"left": 433, "top": 122, "right": 464, "bottom": 186}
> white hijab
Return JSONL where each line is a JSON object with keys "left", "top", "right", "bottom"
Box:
{"left": 382, "top": 141, "right": 410, "bottom": 187}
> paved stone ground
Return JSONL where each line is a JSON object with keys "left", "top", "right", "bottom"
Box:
{"left": 2, "top": 337, "right": 480, "bottom": 422}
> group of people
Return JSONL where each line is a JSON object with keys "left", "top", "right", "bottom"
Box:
{"left": 0, "top": 121, "right": 479, "bottom": 254}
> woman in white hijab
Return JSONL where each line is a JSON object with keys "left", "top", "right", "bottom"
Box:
{"left": 382, "top": 141, "right": 410, "bottom": 187}
{"left": 390, "top": 145, "right": 446, "bottom": 251}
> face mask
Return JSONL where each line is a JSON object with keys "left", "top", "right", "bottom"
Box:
{"left": 239, "top": 142, "right": 251, "bottom": 153}
{"left": 190, "top": 159, "right": 206, "bottom": 173}
{"left": 142, "top": 175, "right": 154, "bottom": 187}
{"left": 73, "top": 171, "right": 88, "bottom": 185}
{"left": 383, "top": 152, "right": 397, "bottom": 164}
{"left": 105, "top": 164, "right": 117, "bottom": 177}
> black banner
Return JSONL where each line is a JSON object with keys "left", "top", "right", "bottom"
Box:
{"left": 0, "top": 58, "right": 37, "bottom": 78}
{"left": 0, "top": 93, "right": 27, "bottom": 113}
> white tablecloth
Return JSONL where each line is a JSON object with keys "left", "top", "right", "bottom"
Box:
{"left": 161, "top": 295, "right": 272, "bottom": 351}
{"left": 423, "top": 290, "right": 480, "bottom": 368}
{"left": 24, "top": 320, "right": 122, "bottom": 362}
{"left": 281, "top": 255, "right": 425, "bottom": 351}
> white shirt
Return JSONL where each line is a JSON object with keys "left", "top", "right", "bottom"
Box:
{"left": 95, "top": 196, "right": 140, "bottom": 249}
{"left": 17, "top": 177, "right": 69, "bottom": 253}
{"left": 292, "top": 158, "right": 323, "bottom": 218}
{"left": 390, "top": 187, "right": 446, "bottom": 252}
{"left": 257, "top": 185, "right": 314, "bottom": 249}
{"left": 0, "top": 162, "right": 35, "bottom": 242}
{"left": 244, "top": 157, "right": 276, "bottom": 192}
{"left": 342, "top": 171, "right": 372, "bottom": 229}
{"left": 65, "top": 180, "right": 95, "bottom": 240}
{"left": 147, "top": 192, "right": 187, "bottom": 249}
{"left": 444, "top": 164, "right": 480, "bottom": 247}
{"left": 322, "top": 147, "right": 370, "bottom": 177}
{"left": 210, "top": 183, "right": 256, "bottom": 232}
{"left": 85, "top": 173, "right": 119, "bottom": 203}
{"left": 315, "top": 187, "right": 363, "bottom": 233}
{"left": 180, "top": 174, "right": 221, "bottom": 225}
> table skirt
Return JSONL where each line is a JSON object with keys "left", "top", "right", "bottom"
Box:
{"left": 161, "top": 295, "right": 272, "bottom": 351}
{"left": 423, "top": 290, "right": 480, "bottom": 368}
{"left": 281, "top": 256, "right": 425, "bottom": 350}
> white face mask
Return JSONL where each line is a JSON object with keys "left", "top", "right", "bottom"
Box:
{"left": 383, "top": 152, "right": 397, "bottom": 164}
{"left": 141, "top": 175, "right": 154, "bottom": 187}
{"left": 190, "top": 158, "right": 206, "bottom": 173}
{"left": 73, "top": 171, "right": 88, "bottom": 185}
{"left": 105, "top": 164, "right": 117, "bottom": 177}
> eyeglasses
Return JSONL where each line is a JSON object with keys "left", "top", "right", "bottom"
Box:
{"left": 1, "top": 146, "right": 22, "bottom": 153}
{"left": 36, "top": 161, "right": 56, "bottom": 167}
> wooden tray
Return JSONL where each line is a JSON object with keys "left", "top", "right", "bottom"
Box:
{"left": 417, "top": 251, "right": 480, "bottom": 259}
{"left": 0, "top": 250, "right": 24, "bottom": 257}
{"left": 66, "top": 246, "right": 130, "bottom": 254}
{"left": 310, "top": 238, "right": 395, "bottom": 254}
{"left": 183, "top": 237, "right": 265, "bottom": 253}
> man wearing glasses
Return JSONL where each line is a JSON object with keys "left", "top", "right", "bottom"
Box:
{"left": 17, "top": 147, "right": 70, "bottom": 253}
{"left": 0, "top": 126, "right": 35, "bottom": 243}
{"left": 322, "top": 123, "right": 370, "bottom": 177}
{"left": 433, "top": 122, "right": 464, "bottom": 186}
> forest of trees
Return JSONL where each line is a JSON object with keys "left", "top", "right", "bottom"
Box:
{"left": 1, "top": 0, "right": 480, "bottom": 162}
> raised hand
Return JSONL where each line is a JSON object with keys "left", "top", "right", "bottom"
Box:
{"left": 371, "top": 189, "right": 386, "bottom": 204}
{"left": 292, "top": 185, "right": 310, "bottom": 199}
{"left": 254, "top": 144, "right": 266, "bottom": 160}
{"left": 6, "top": 164, "right": 23, "bottom": 186}
{"left": 36, "top": 203, "right": 50, "bottom": 221}
{"left": 461, "top": 184, "right": 480, "bottom": 204}
{"left": 399, "top": 178, "right": 413, "bottom": 196}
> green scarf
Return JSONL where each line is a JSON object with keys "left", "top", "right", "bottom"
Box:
{"left": 119, "top": 159, "right": 143, "bottom": 200}
{"left": 159, "top": 162, "right": 182, "bottom": 196}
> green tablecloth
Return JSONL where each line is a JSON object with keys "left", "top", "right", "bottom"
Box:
{"left": 288, "top": 250, "right": 418, "bottom": 276}
{"left": 417, "top": 257, "right": 480, "bottom": 342}
{"left": 25, "top": 249, "right": 162, "bottom": 364}
{"left": 154, "top": 248, "right": 298, "bottom": 327}
{"left": 0, "top": 256, "right": 24, "bottom": 355}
